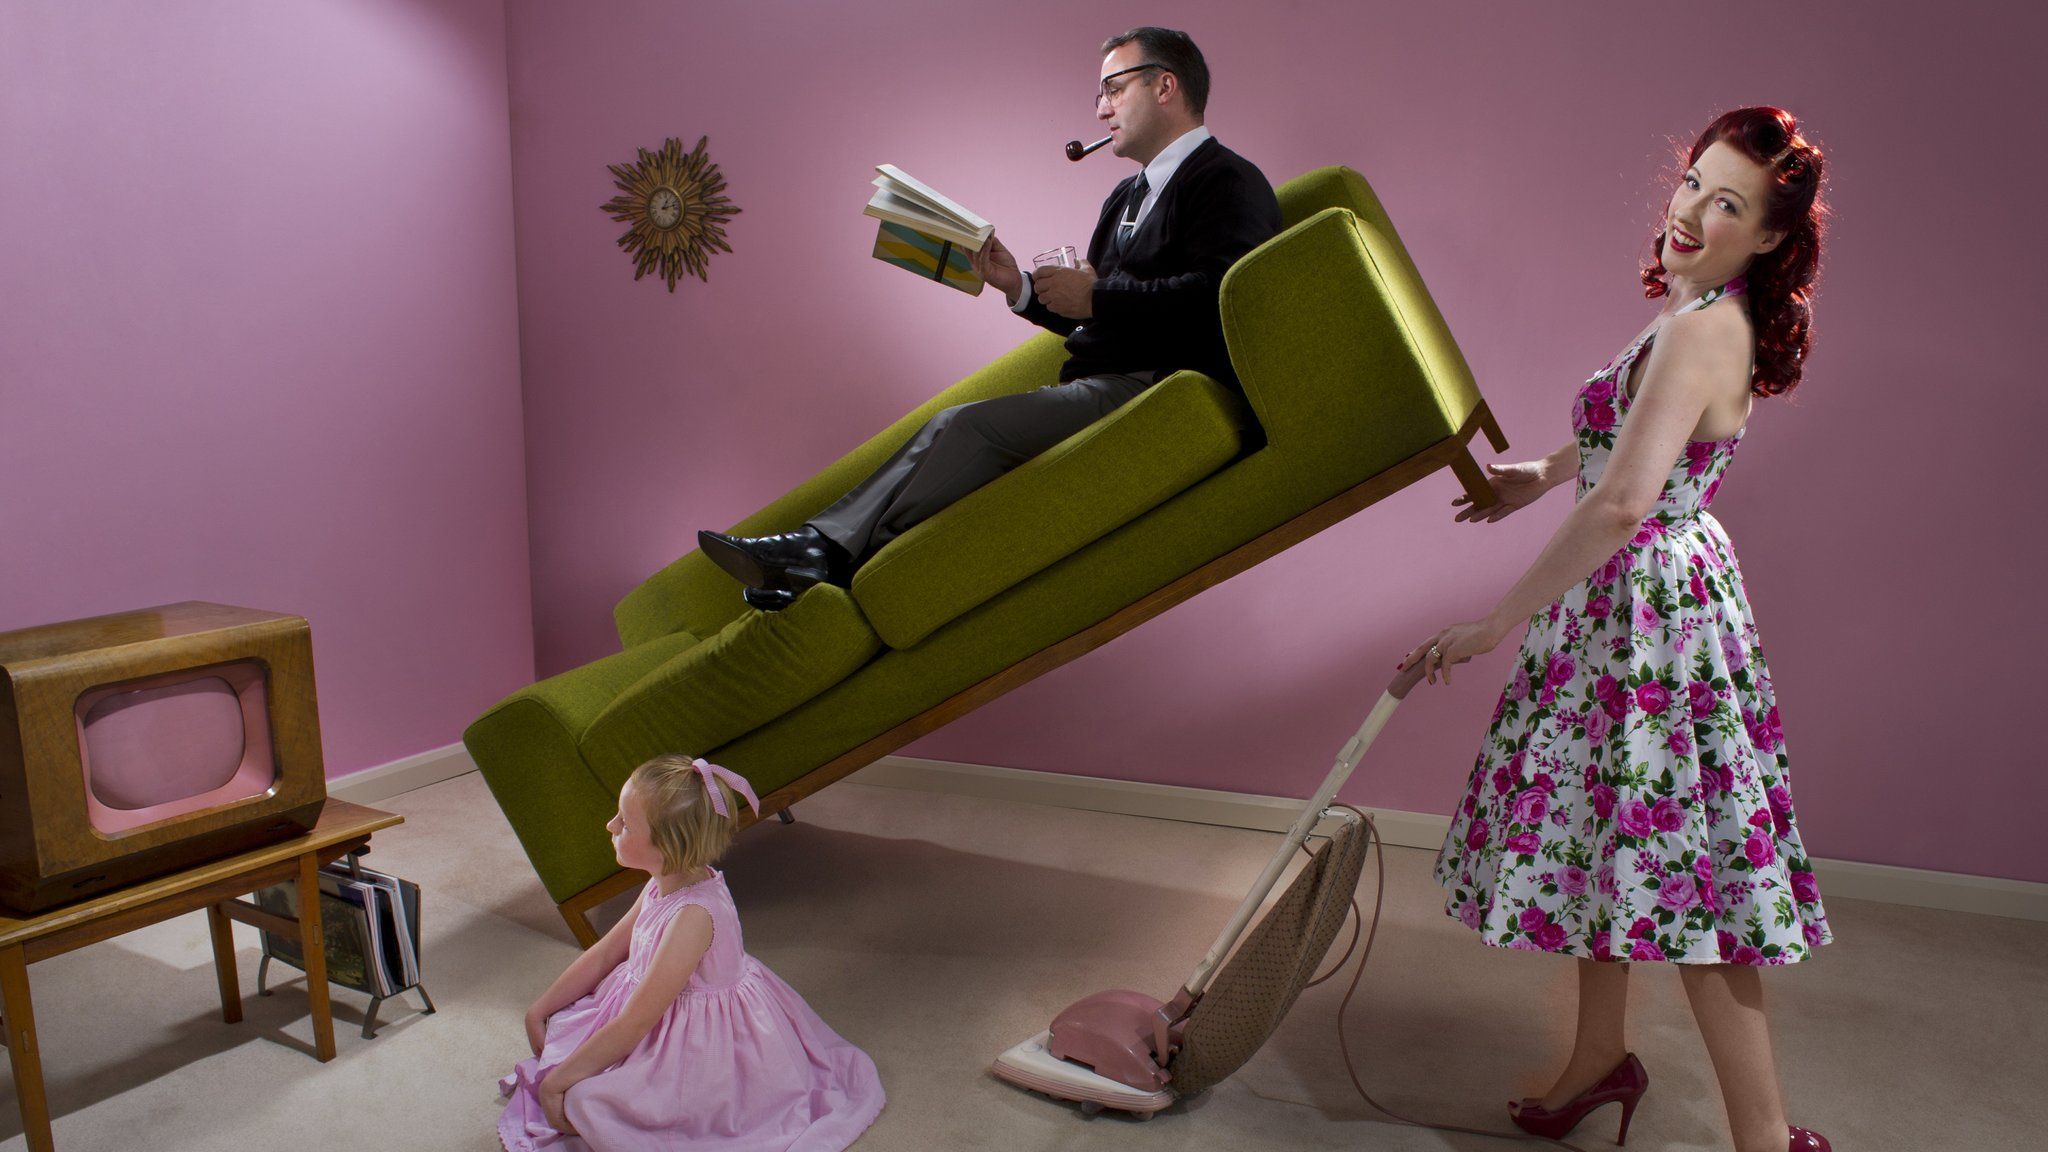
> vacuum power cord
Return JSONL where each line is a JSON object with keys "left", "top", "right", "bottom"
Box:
{"left": 1312, "top": 807, "right": 1596, "bottom": 1152}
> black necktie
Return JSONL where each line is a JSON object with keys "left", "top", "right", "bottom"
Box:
{"left": 1114, "top": 173, "right": 1149, "bottom": 255}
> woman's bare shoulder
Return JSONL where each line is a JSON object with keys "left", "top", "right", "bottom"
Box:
{"left": 1666, "top": 297, "right": 1753, "bottom": 344}
{"left": 1653, "top": 303, "right": 1753, "bottom": 379}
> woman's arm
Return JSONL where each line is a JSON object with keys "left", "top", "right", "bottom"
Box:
{"left": 538, "top": 904, "right": 716, "bottom": 1129}
{"left": 1406, "top": 307, "right": 1750, "bottom": 680}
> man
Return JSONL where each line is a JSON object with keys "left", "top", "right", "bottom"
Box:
{"left": 701, "top": 27, "right": 1282, "bottom": 610}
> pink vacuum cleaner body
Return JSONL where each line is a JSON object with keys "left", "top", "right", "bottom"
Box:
{"left": 992, "top": 663, "right": 1426, "bottom": 1116}
{"left": 1046, "top": 987, "right": 1193, "bottom": 1093}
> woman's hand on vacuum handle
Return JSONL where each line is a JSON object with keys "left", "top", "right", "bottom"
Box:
{"left": 1387, "top": 656, "right": 1432, "bottom": 699}
{"left": 1397, "top": 616, "right": 1511, "bottom": 686}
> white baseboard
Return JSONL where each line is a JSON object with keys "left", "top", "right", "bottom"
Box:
{"left": 850, "top": 755, "right": 2048, "bottom": 923}
{"left": 1800, "top": 857, "right": 2048, "bottom": 921}
{"left": 330, "top": 746, "right": 2048, "bottom": 922}
{"left": 330, "top": 741, "right": 478, "bottom": 804}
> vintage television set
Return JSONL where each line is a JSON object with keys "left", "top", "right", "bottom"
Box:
{"left": 0, "top": 601, "right": 327, "bottom": 914}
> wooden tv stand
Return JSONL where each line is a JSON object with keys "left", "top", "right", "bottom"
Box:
{"left": 0, "top": 799, "right": 402, "bottom": 1152}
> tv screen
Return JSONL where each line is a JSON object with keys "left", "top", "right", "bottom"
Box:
{"left": 76, "top": 660, "right": 279, "bottom": 834}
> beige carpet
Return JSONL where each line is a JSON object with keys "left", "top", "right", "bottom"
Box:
{"left": 4, "top": 770, "right": 2043, "bottom": 1150}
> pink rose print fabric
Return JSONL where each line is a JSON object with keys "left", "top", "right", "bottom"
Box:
{"left": 1434, "top": 284, "right": 1832, "bottom": 966}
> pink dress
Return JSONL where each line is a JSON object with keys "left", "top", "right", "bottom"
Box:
{"left": 499, "top": 871, "right": 885, "bottom": 1151}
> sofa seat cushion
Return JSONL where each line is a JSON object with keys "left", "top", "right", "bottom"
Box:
{"left": 577, "top": 585, "right": 883, "bottom": 789}
{"left": 850, "top": 371, "right": 1248, "bottom": 649}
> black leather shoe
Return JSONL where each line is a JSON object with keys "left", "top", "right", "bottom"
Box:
{"left": 742, "top": 587, "right": 799, "bottom": 612}
{"left": 697, "top": 527, "right": 845, "bottom": 591}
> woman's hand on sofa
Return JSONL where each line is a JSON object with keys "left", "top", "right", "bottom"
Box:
{"left": 1452, "top": 462, "right": 1545, "bottom": 523}
{"left": 1452, "top": 441, "right": 1578, "bottom": 523}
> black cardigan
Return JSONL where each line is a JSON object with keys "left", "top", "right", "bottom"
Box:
{"left": 1021, "top": 136, "right": 1281, "bottom": 389}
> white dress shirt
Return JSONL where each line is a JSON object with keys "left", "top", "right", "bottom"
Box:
{"left": 1012, "top": 125, "right": 1214, "bottom": 313}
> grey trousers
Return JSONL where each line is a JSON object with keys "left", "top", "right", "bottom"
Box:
{"left": 809, "top": 371, "right": 1157, "bottom": 565}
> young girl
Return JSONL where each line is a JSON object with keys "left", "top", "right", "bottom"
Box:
{"left": 1403, "top": 108, "right": 1832, "bottom": 1152}
{"left": 499, "top": 755, "right": 885, "bottom": 1151}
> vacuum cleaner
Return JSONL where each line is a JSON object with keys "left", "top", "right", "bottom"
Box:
{"left": 991, "top": 661, "right": 1429, "bottom": 1116}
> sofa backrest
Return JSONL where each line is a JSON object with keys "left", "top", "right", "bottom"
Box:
{"left": 1214, "top": 166, "right": 1481, "bottom": 506}
{"left": 1271, "top": 165, "right": 1475, "bottom": 444}
{"left": 1274, "top": 165, "right": 1374, "bottom": 230}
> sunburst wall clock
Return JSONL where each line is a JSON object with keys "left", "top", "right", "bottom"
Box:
{"left": 601, "top": 135, "right": 741, "bottom": 291}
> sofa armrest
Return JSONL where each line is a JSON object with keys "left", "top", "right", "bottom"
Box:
{"left": 462, "top": 628, "right": 701, "bottom": 900}
{"left": 1219, "top": 206, "right": 1483, "bottom": 493}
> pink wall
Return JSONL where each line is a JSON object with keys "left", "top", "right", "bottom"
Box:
{"left": 0, "top": 0, "right": 535, "bottom": 777}
{"left": 505, "top": 1, "right": 2041, "bottom": 881}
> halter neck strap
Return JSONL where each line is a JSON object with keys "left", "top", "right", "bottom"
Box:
{"left": 1613, "top": 274, "right": 1749, "bottom": 385}
{"left": 1682, "top": 275, "right": 1747, "bottom": 314}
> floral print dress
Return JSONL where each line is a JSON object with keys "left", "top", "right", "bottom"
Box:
{"left": 1433, "top": 281, "right": 1832, "bottom": 965}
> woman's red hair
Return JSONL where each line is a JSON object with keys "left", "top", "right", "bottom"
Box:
{"left": 1643, "top": 107, "right": 1827, "bottom": 397}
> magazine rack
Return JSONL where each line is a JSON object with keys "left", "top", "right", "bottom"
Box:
{"left": 252, "top": 847, "right": 435, "bottom": 1038}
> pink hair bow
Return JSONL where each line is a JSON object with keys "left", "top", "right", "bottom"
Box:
{"left": 691, "top": 758, "right": 760, "bottom": 819}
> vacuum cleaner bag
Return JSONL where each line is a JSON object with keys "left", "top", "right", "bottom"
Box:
{"left": 1169, "top": 812, "right": 1370, "bottom": 1096}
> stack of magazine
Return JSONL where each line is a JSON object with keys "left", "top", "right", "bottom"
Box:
{"left": 254, "top": 857, "right": 426, "bottom": 1010}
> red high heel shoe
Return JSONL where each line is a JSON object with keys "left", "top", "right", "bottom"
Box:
{"left": 1787, "top": 1126, "right": 1832, "bottom": 1151}
{"left": 1507, "top": 1052, "right": 1649, "bottom": 1144}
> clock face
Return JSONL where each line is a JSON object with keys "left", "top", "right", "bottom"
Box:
{"left": 649, "top": 188, "right": 684, "bottom": 229}
{"left": 601, "top": 135, "right": 740, "bottom": 290}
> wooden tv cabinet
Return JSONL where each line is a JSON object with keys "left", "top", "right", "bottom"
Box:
{"left": 0, "top": 799, "right": 402, "bottom": 1152}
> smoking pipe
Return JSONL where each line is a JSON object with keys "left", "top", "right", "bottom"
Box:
{"left": 1065, "top": 134, "right": 1111, "bottom": 161}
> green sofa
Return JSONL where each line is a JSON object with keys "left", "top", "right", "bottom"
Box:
{"left": 466, "top": 165, "right": 1505, "bottom": 944}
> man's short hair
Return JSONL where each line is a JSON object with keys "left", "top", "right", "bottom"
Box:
{"left": 1100, "top": 27, "right": 1210, "bottom": 118}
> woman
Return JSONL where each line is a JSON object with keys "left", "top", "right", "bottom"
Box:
{"left": 1405, "top": 108, "right": 1833, "bottom": 1152}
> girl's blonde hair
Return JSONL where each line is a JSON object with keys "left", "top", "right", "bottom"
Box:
{"left": 628, "top": 754, "right": 741, "bottom": 874}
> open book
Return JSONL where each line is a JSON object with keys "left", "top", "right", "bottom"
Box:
{"left": 865, "top": 164, "right": 992, "bottom": 296}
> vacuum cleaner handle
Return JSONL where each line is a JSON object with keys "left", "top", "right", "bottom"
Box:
{"left": 1387, "top": 658, "right": 1431, "bottom": 701}
{"left": 1318, "top": 661, "right": 1427, "bottom": 810}
{"left": 1182, "top": 661, "right": 1428, "bottom": 998}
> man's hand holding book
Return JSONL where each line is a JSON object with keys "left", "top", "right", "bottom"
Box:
{"left": 969, "top": 235, "right": 1024, "bottom": 303}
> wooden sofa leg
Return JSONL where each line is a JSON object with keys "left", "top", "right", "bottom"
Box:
{"left": 1448, "top": 445, "right": 1496, "bottom": 509}
{"left": 777, "top": 808, "right": 796, "bottom": 825}
{"left": 1476, "top": 400, "right": 1510, "bottom": 453}
{"left": 558, "top": 904, "right": 601, "bottom": 950}
{"left": 555, "top": 868, "right": 648, "bottom": 949}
